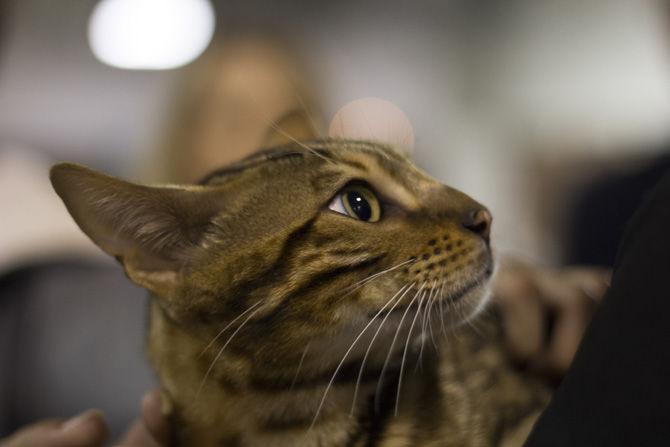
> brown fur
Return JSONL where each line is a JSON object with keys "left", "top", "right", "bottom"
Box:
{"left": 51, "top": 139, "right": 548, "bottom": 446}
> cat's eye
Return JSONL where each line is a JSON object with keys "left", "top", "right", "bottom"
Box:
{"left": 328, "top": 186, "right": 381, "bottom": 222}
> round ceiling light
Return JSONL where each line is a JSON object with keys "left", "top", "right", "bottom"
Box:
{"left": 88, "top": 0, "right": 215, "bottom": 70}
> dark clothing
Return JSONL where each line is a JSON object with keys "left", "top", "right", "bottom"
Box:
{"left": 0, "top": 260, "right": 156, "bottom": 439}
{"left": 567, "top": 154, "right": 670, "bottom": 266}
{"left": 526, "top": 169, "right": 670, "bottom": 445}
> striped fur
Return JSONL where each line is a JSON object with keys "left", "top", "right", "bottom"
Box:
{"left": 51, "top": 140, "right": 549, "bottom": 446}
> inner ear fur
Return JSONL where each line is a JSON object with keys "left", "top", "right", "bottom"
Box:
{"left": 50, "top": 163, "right": 223, "bottom": 294}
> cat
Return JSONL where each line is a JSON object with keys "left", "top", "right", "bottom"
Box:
{"left": 50, "top": 126, "right": 548, "bottom": 446}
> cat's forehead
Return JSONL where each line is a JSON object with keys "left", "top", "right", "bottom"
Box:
{"left": 317, "top": 140, "right": 432, "bottom": 209}
{"left": 200, "top": 139, "right": 436, "bottom": 210}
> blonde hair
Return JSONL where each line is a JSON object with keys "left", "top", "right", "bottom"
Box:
{"left": 148, "top": 35, "right": 320, "bottom": 183}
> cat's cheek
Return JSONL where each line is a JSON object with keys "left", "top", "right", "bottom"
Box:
{"left": 358, "top": 281, "right": 407, "bottom": 309}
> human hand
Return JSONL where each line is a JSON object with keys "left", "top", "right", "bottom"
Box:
{"left": 0, "top": 390, "right": 171, "bottom": 447}
{"left": 116, "top": 390, "right": 171, "bottom": 447}
{"left": 0, "top": 410, "right": 108, "bottom": 447}
{"left": 493, "top": 258, "right": 611, "bottom": 377}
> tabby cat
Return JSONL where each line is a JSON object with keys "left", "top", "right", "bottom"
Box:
{"left": 50, "top": 135, "right": 548, "bottom": 446}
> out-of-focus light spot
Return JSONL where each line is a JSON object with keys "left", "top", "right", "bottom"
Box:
{"left": 329, "top": 97, "right": 415, "bottom": 156}
{"left": 88, "top": 0, "right": 215, "bottom": 70}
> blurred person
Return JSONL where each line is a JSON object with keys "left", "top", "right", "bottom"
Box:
{"left": 566, "top": 152, "right": 670, "bottom": 267}
{"left": 149, "top": 35, "right": 320, "bottom": 183}
{"left": 523, "top": 168, "right": 670, "bottom": 445}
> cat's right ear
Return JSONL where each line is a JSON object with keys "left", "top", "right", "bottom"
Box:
{"left": 261, "top": 109, "right": 321, "bottom": 148}
{"left": 50, "top": 163, "right": 222, "bottom": 298}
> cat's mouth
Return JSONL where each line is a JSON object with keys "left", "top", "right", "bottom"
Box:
{"left": 370, "top": 266, "right": 493, "bottom": 319}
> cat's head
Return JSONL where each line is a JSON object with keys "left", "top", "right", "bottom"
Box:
{"left": 51, "top": 138, "right": 492, "bottom": 367}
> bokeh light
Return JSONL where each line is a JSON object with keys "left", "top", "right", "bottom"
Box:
{"left": 88, "top": 0, "right": 215, "bottom": 70}
{"left": 329, "top": 97, "right": 415, "bottom": 156}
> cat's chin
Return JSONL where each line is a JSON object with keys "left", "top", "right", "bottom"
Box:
{"left": 446, "top": 281, "right": 492, "bottom": 328}
{"left": 367, "top": 277, "right": 491, "bottom": 322}
{"left": 369, "top": 280, "right": 491, "bottom": 334}
{"left": 441, "top": 256, "right": 494, "bottom": 322}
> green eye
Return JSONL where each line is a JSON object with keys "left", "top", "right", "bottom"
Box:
{"left": 328, "top": 186, "right": 381, "bottom": 222}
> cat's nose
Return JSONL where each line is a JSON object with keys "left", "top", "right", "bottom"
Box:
{"left": 462, "top": 208, "right": 492, "bottom": 242}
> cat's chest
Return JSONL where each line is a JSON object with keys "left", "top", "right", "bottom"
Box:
{"left": 152, "top": 304, "right": 548, "bottom": 447}
{"left": 361, "top": 334, "right": 549, "bottom": 447}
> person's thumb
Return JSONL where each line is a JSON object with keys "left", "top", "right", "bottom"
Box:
{"left": 1, "top": 409, "right": 108, "bottom": 447}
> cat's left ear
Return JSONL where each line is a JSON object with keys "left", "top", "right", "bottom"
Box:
{"left": 50, "top": 163, "right": 222, "bottom": 298}
{"left": 261, "top": 109, "right": 321, "bottom": 148}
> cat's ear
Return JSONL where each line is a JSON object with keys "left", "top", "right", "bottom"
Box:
{"left": 50, "top": 163, "right": 221, "bottom": 297}
{"left": 261, "top": 109, "right": 320, "bottom": 148}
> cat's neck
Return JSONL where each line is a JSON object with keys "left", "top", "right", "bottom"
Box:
{"left": 147, "top": 300, "right": 417, "bottom": 447}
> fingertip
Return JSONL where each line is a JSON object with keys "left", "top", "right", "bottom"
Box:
{"left": 60, "top": 409, "right": 109, "bottom": 444}
{"left": 141, "top": 389, "right": 162, "bottom": 415}
{"left": 142, "top": 389, "right": 171, "bottom": 444}
{"left": 582, "top": 270, "right": 612, "bottom": 301}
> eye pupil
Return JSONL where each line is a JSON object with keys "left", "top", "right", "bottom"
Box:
{"left": 328, "top": 185, "right": 380, "bottom": 222}
{"left": 346, "top": 191, "right": 372, "bottom": 221}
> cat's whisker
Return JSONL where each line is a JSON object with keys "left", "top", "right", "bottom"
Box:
{"left": 342, "top": 258, "right": 416, "bottom": 296}
{"left": 345, "top": 258, "right": 416, "bottom": 293}
{"left": 291, "top": 90, "right": 321, "bottom": 138}
{"left": 198, "top": 301, "right": 263, "bottom": 358}
{"left": 374, "top": 282, "right": 425, "bottom": 413}
{"left": 455, "top": 300, "right": 481, "bottom": 340}
{"left": 438, "top": 281, "right": 448, "bottom": 337}
{"left": 416, "top": 283, "right": 437, "bottom": 369}
{"left": 456, "top": 282, "right": 486, "bottom": 336}
{"left": 349, "top": 283, "right": 415, "bottom": 416}
{"left": 464, "top": 311, "right": 485, "bottom": 337}
{"left": 196, "top": 306, "right": 263, "bottom": 400}
{"left": 450, "top": 317, "right": 464, "bottom": 342}
{"left": 426, "top": 286, "right": 439, "bottom": 350}
{"left": 289, "top": 342, "right": 311, "bottom": 391}
{"left": 415, "top": 316, "right": 427, "bottom": 372}
{"left": 452, "top": 299, "right": 465, "bottom": 328}
{"left": 267, "top": 119, "right": 333, "bottom": 163}
{"left": 422, "top": 281, "right": 437, "bottom": 338}
{"left": 395, "top": 290, "right": 427, "bottom": 416}
{"left": 246, "top": 94, "right": 334, "bottom": 163}
{"left": 309, "top": 281, "right": 411, "bottom": 429}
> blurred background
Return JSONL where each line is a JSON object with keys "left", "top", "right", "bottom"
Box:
{"left": 3, "top": 0, "right": 670, "bottom": 262}
{"left": 2, "top": 0, "right": 670, "bottom": 441}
